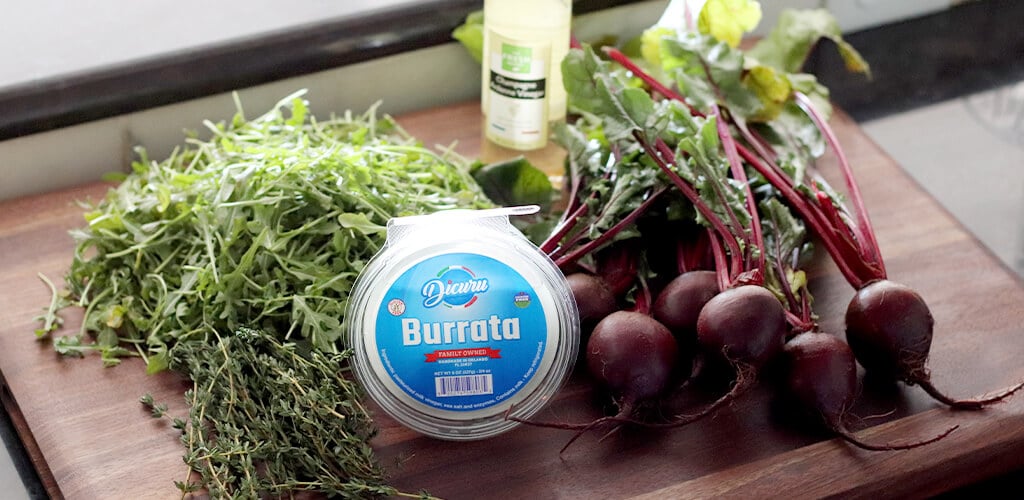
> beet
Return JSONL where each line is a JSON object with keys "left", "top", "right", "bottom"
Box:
{"left": 783, "top": 331, "right": 957, "bottom": 450}
{"left": 652, "top": 270, "right": 719, "bottom": 345}
{"left": 566, "top": 273, "right": 618, "bottom": 332}
{"left": 845, "top": 280, "right": 932, "bottom": 380}
{"left": 626, "top": 284, "right": 790, "bottom": 429}
{"left": 846, "top": 279, "right": 1024, "bottom": 410}
{"left": 508, "top": 310, "right": 682, "bottom": 451}
{"left": 785, "top": 332, "right": 857, "bottom": 425}
{"left": 697, "top": 285, "right": 786, "bottom": 367}
{"left": 586, "top": 310, "right": 679, "bottom": 409}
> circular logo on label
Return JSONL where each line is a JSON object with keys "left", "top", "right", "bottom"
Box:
{"left": 422, "top": 265, "right": 490, "bottom": 309}
{"left": 513, "top": 292, "right": 531, "bottom": 308}
{"left": 387, "top": 299, "right": 406, "bottom": 316}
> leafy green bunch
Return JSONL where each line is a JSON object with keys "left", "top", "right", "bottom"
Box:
{"left": 50, "top": 91, "right": 492, "bottom": 370}
{"left": 548, "top": 0, "right": 867, "bottom": 313}
{"left": 635, "top": 0, "right": 869, "bottom": 177}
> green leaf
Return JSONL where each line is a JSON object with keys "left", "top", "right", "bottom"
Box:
{"left": 742, "top": 64, "right": 791, "bottom": 121}
{"left": 748, "top": 8, "right": 871, "bottom": 77}
{"left": 146, "top": 348, "right": 170, "bottom": 375}
{"left": 104, "top": 304, "right": 127, "bottom": 329}
{"left": 760, "top": 197, "right": 806, "bottom": 259}
{"left": 452, "top": 10, "right": 484, "bottom": 63}
{"left": 471, "top": 156, "right": 556, "bottom": 209}
{"left": 640, "top": 26, "right": 676, "bottom": 68}
{"left": 698, "top": 0, "right": 762, "bottom": 48}
{"left": 84, "top": 210, "right": 124, "bottom": 231}
{"left": 562, "top": 46, "right": 614, "bottom": 115}
{"left": 337, "top": 213, "right": 386, "bottom": 236}
{"left": 54, "top": 335, "right": 86, "bottom": 358}
{"left": 836, "top": 40, "right": 871, "bottom": 76}
{"left": 96, "top": 328, "right": 119, "bottom": 348}
{"left": 286, "top": 97, "right": 308, "bottom": 127}
{"left": 102, "top": 172, "right": 128, "bottom": 182}
{"left": 661, "top": 33, "right": 761, "bottom": 118}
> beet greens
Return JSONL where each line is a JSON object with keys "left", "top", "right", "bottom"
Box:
{"left": 512, "top": 0, "right": 1018, "bottom": 454}
{"left": 604, "top": 14, "right": 1024, "bottom": 411}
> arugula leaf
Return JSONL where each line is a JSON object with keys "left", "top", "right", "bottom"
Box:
{"left": 56, "top": 91, "right": 492, "bottom": 368}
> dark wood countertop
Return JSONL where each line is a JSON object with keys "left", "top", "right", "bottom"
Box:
{"left": 1, "top": 101, "right": 1023, "bottom": 498}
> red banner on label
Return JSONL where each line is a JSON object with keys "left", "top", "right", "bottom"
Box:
{"left": 424, "top": 347, "right": 502, "bottom": 362}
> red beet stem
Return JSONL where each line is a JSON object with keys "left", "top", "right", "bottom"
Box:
{"left": 707, "top": 229, "right": 731, "bottom": 293}
{"left": 603, "top": 44, "right": 881, "bottom": 288}
{"left": 635, "top": 132, "right": 745, "bottom": 277}
{"left": 713, "top": 104, "right": 766, "bottom": 276}
{"left": 603, "top": 47, "right": 702, "bottom": 116}
{"left": 794, "top": 91, "right": 885, "bottom": 276}
{"left": 554, "top": 187, "right": 668, "bottom": 269}
{"left": 542, "top": 201, "right": 589, "bottom": 254}
{"left": 737, "top": 146, "right": 874, "bottom": 288}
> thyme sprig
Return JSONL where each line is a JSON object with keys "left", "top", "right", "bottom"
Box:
{"left": 140, "top": 328, "right": 434, "bottom": 499}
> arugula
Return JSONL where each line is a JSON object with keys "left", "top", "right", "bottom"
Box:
{"left": 36, "top": 91, "right": 490, "bottom": 498}
{"left": 48, "top": 90, "right": 492, "bottom": 367}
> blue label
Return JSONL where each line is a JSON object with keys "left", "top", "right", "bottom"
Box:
{"left": 374, "top": 253, "right": 547, "bottom": 412}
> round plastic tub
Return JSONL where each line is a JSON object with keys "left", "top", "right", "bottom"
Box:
{"left": 346, "top": 206, "right": 579, "bottom": 440}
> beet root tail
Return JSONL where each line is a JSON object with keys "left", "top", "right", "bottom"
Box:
{"left": 916, "top": 378, "right": 1024, "bottom": 411}
{"left": 505, "top": 401, "right": 645, "bottom": 454}
{"left": 657, "top": 362, "right": 757, "bottom": 429}
{"left": 834, "top": 423, "right": 959, "bottom": 451}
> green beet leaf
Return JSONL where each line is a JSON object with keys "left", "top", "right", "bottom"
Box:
{"left": 471, "top": 156, "right": 557, "bottom": 210}
{"left": 748, "top": 8, "right": 871, "bottom": 77}
{"left": 452, "top": 10, "right": 484, "bottom": 63}
{"left": 698, "top": 0, "right": 763, "bottom": 48}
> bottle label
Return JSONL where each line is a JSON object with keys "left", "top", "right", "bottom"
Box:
{"left": 485, "top": 34, "right": 550, "bottom": 149}
{"left": 372, "top": 252, "right": 549, "bottom": 412}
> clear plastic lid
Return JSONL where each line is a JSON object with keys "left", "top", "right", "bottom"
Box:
{"left": 346, "top": 206, "right": 579, "bottom": 440}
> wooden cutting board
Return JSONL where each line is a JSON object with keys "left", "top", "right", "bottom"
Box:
{"left": 1, "top": 102, "right": 1023, "bottom": 499}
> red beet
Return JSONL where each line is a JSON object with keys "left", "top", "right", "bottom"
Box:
{"left": 587, "top": 311, "right": 680, "bottom": 409}
{"left": 508, "top": 310, "right": 681, "bottom": 451}
{"left": 846, "top": 279, "right": 1024, "bottom": 410}
{"left": 652, "top": 270, "right": 719, "bottom": 344}
{"left": 697, "top": 285, "right": 786, "bottom": 367}
{"left": 633, "top": 284, "right": 790, "bottom": 428}
{"left": 566, "top": 272, "right": 618, "bottom": 332}
{"left": 784, "top": 331, "right": 956, "bottom": 451}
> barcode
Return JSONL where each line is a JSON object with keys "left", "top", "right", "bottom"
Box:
{"left": 435, "top": 374, "right": 494, "bottom": 397}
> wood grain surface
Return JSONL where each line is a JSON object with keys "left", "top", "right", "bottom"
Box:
{"left": 1, "top": 102, "right": 1023, "bottom": 499}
